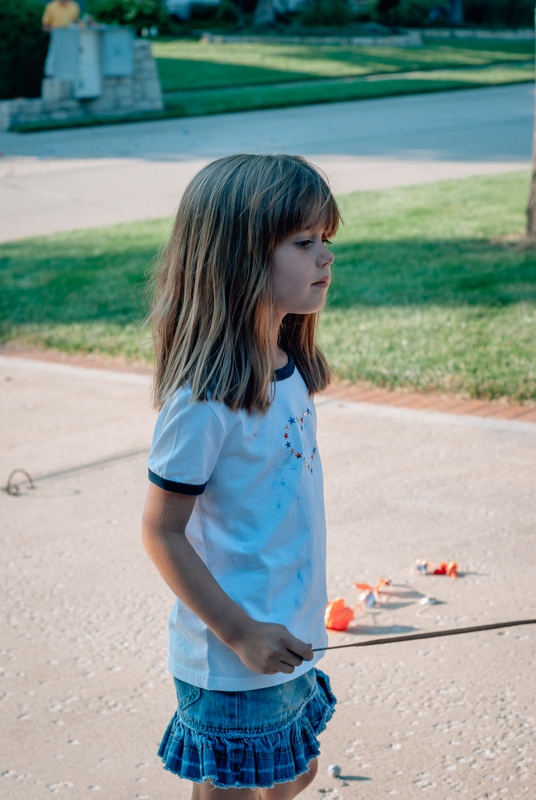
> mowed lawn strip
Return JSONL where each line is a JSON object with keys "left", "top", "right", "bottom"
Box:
{"left": 15, "top": 63, "right": 533, "bottom": 132}
{"left": 1, "top": 172, "right": 534, "bottom": 402}
{"left": 154, "top": 39, "right": 535, "bottom": 92}
{"left": 13, "top": 41, "right": 534, "bottom": 132}
{"left": 162, "top": 63, "right": 534, "bottom": 118}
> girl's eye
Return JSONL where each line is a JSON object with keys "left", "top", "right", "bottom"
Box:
{"left": 323, "top": 239, "right": 332, "bottom": 245}
{"left": 296, "top": 240, "right": 312, "bottom": 248}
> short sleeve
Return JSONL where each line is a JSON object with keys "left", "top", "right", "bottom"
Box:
{"left": 148, "top": 390, "right": 226, "bottom": 496}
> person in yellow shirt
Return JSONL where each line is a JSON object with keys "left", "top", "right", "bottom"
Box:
{"left": 42, "top": 0, "right": 81, "bottom": 31}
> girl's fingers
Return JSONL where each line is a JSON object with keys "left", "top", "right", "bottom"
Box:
{"left": 278, "top": 662, "right": 296, "bottom": 674}
{"left": 233, "top": 622, "right": 315, "bottom": 674}
{"left": 285, "top": 636, "right": 314, "bottom": 662}
{"left": 285, "top": 649, "right": 305, "bottom": 666}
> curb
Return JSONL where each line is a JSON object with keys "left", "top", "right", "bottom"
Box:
{"left": 1, "top": 349, "right": 534, "bottom": 424}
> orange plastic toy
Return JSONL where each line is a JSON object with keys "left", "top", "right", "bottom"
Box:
{"left": 325, "top": 598, "right": 354, "bottom": 631}
{"left": 433, "top": 561, "right": 458, "bottom": 578}
{"left": 415, "top": 560, "right": 458, "bottom": 578}
{"left": 355, "top": 578, "right": 391, "bottom": 594}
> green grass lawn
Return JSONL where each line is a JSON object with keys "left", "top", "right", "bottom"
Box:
{"left": 16, "top": 62, "right": 533, "bottom": 133}
{"left": 1, "top": 172, "right": 535, "bottom": 402}
{"left": 161, "top": 63, "right": 534, "bottom": 119}
{"left": 154, "top": 39, "right": 534, "bottom": 92}
{"left": 154, "top": 38, "right": 533, "bottom": 124}
{"left": 13, "top": 40, "right": 533, "bottom": 132}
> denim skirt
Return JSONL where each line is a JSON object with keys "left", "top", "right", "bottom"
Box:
{"left": 158, "top": 668, "right": 336, "bottom": 789}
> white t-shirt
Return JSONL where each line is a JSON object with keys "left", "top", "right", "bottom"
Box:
{"left": 148, "top": 356, "right": 328, "bottom": 690}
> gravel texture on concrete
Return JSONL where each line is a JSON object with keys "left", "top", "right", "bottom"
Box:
{"left": 1, "top": 356, "right": 535, "bottom": 799}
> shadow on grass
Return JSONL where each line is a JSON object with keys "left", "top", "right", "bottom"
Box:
{"left": 156, "top": 58, "right": 312, "bottom": 93}
{"left": 0, "top": 212, "right": 535, "bottom": 399}
{"left": 1, "top": 235, "right": 535, "bottom": 331}
{"left": 330, "top": 238, "right": 536, "bottom": 309}
{"left": 0, "top": 225, "right": 161, "bottom": 328}
{"left": 155, "top": 39, "right": 535, "bottom": 93}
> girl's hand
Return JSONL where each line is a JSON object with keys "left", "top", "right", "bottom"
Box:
{"left": 231, "top": 619, "right": 314, "bottom": 675}
{"left": 142, "top": 487, "right": 314, "bottom": 676}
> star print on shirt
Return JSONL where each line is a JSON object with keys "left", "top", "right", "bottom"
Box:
{"left": 282, "top": 409, "right": 316, "bottom": 474}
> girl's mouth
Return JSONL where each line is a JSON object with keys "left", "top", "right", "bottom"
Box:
{"left": 312, "top": 278, "right": 330, "bottom": 287}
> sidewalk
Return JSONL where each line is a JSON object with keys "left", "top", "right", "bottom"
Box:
{"left": 0, "top": 83, "right": 531, "bottom": 242}
{"left": 1, "top": 355, "right": 535, "bottom": 799}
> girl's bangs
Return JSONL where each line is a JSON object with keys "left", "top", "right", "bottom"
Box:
{"left": 276, "top": 171, "right": 340, "bottom": 243}
{"left": 304, "top": 191, "right": 340, "bottom": 238}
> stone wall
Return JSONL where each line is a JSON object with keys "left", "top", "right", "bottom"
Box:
{"left": 200, "top": 30, "right": 423, "bottom": 46}
{"left": 0, "top": 40, "right": 163, "bottom": 131}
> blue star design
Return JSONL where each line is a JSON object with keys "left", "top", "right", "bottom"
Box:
{"left": 285, "top": 442, "right": 292, "bottom": 448}
{"left": 288, "top": 417, "right": 296, "bottom": 425}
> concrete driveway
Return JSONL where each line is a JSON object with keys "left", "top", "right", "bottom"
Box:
{"left": 0, "top": 83, "right": 532, "bottom": 242}
{"left": 1, "top": 356, "right": 535, "bottom": 799}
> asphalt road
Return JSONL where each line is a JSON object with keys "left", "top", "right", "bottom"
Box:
{"left": 0, "top": 83, "right": 532, "bottom": 242}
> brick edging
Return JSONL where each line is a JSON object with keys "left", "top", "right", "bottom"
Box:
{"left": 320, "top": 384, "right": 536, "bottom": 423}
{"left": 1, "top": 348, "right": 534, "bottom": 424}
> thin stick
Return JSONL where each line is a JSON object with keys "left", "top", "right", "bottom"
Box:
{"left": 313, "top": 619, "right": 536, "bottom": 652}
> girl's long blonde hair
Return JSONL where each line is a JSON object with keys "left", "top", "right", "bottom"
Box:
{"left": 150, "top": 154, "right": 340, "bottom": 413}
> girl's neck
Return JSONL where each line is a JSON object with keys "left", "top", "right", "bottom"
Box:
{"left": 271, "top": 316, "right": 288, "bottom": 370}
{"left": 273, "top": 347, "right": 288, "bottom": 370}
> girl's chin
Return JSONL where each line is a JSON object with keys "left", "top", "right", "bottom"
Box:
{"left": 278, "top": 297, "right": 328, "bottom": 317}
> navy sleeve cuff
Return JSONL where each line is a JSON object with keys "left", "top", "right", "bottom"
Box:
{"left": 148, "top": 468, "right": 207, "bottom": 496}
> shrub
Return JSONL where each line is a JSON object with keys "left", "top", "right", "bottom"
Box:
{"left": 463, "top": 0, "right": 534, "bottom": 27}
{"left": 88, "top": 0, "right": 172, "bottom": 34}
{"left": 373, "top": 0, "right": 399, "bottom": 23}
{"left": 373, "top": 0, "right": 535, "bottom": 26}
{"left": 297, "top": 0, "right": 354, "bottom": 27}
{"left": 372, "top": 0, "right": 439, "bottom": 26}
{"left": 0, "top": 0, "right": 49, "bottom": 100}
{"left": 190, "top": 0, "right": 239, "bottom": 25}
{"left": 189, "top": 1, "right": 218, "bottom": 19}
{"left": 215, "top": 0, "right": 240, "bottom": 24}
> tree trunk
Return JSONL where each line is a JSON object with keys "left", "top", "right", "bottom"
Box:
{"left": 236, "top": 0, "right": 245, "bottom": 29}
{"left": 252, "top": 0, "right": 275, "bottom": 28}
{"left": 527, "top": 97, "right": 536, "bottom": 236}
{"left": 449, "top": 0, "right": 464, "bottom": 25}
{"left": 527, "top": 7, "right": 536, "bottom": 236}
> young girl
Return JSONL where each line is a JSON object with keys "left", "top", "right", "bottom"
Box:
{"left": 142, "top": 153, "right": 340, "bottom": 799}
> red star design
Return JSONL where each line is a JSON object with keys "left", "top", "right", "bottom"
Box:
{"left": 284, "top": 433, "right": 289, "bottom": 439}
{"left": 295, "top": 452, "right": 302, "bottom": 459}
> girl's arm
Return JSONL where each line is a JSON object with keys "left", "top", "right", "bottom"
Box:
{"left": 142, "top": 483, "right": 314, "bottom": 675}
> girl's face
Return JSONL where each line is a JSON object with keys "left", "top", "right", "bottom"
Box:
{"left": 271, "top": 225, "right": 334, "bottom": 320}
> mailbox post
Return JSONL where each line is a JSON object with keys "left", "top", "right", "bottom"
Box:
{"left": 46, "top": 25, "right": 135, "bottom": 99}
{"left": 0, "top": 24, "right": 162, "bottom": 131}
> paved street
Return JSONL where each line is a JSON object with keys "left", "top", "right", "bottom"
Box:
{"left": 0, "top": 83, "right": 532, "bottom": 242}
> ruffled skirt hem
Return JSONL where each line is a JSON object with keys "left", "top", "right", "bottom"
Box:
{"left": 158, "top": 669, "right": 336, "bottom": 789}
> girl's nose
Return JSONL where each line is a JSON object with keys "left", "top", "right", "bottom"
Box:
{"left": 320, "top": 245, "right": 334, "bottom": 266}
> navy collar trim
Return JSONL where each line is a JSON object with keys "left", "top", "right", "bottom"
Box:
{"left": 274, "top": 354, "right": 295, "bottom": 382}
